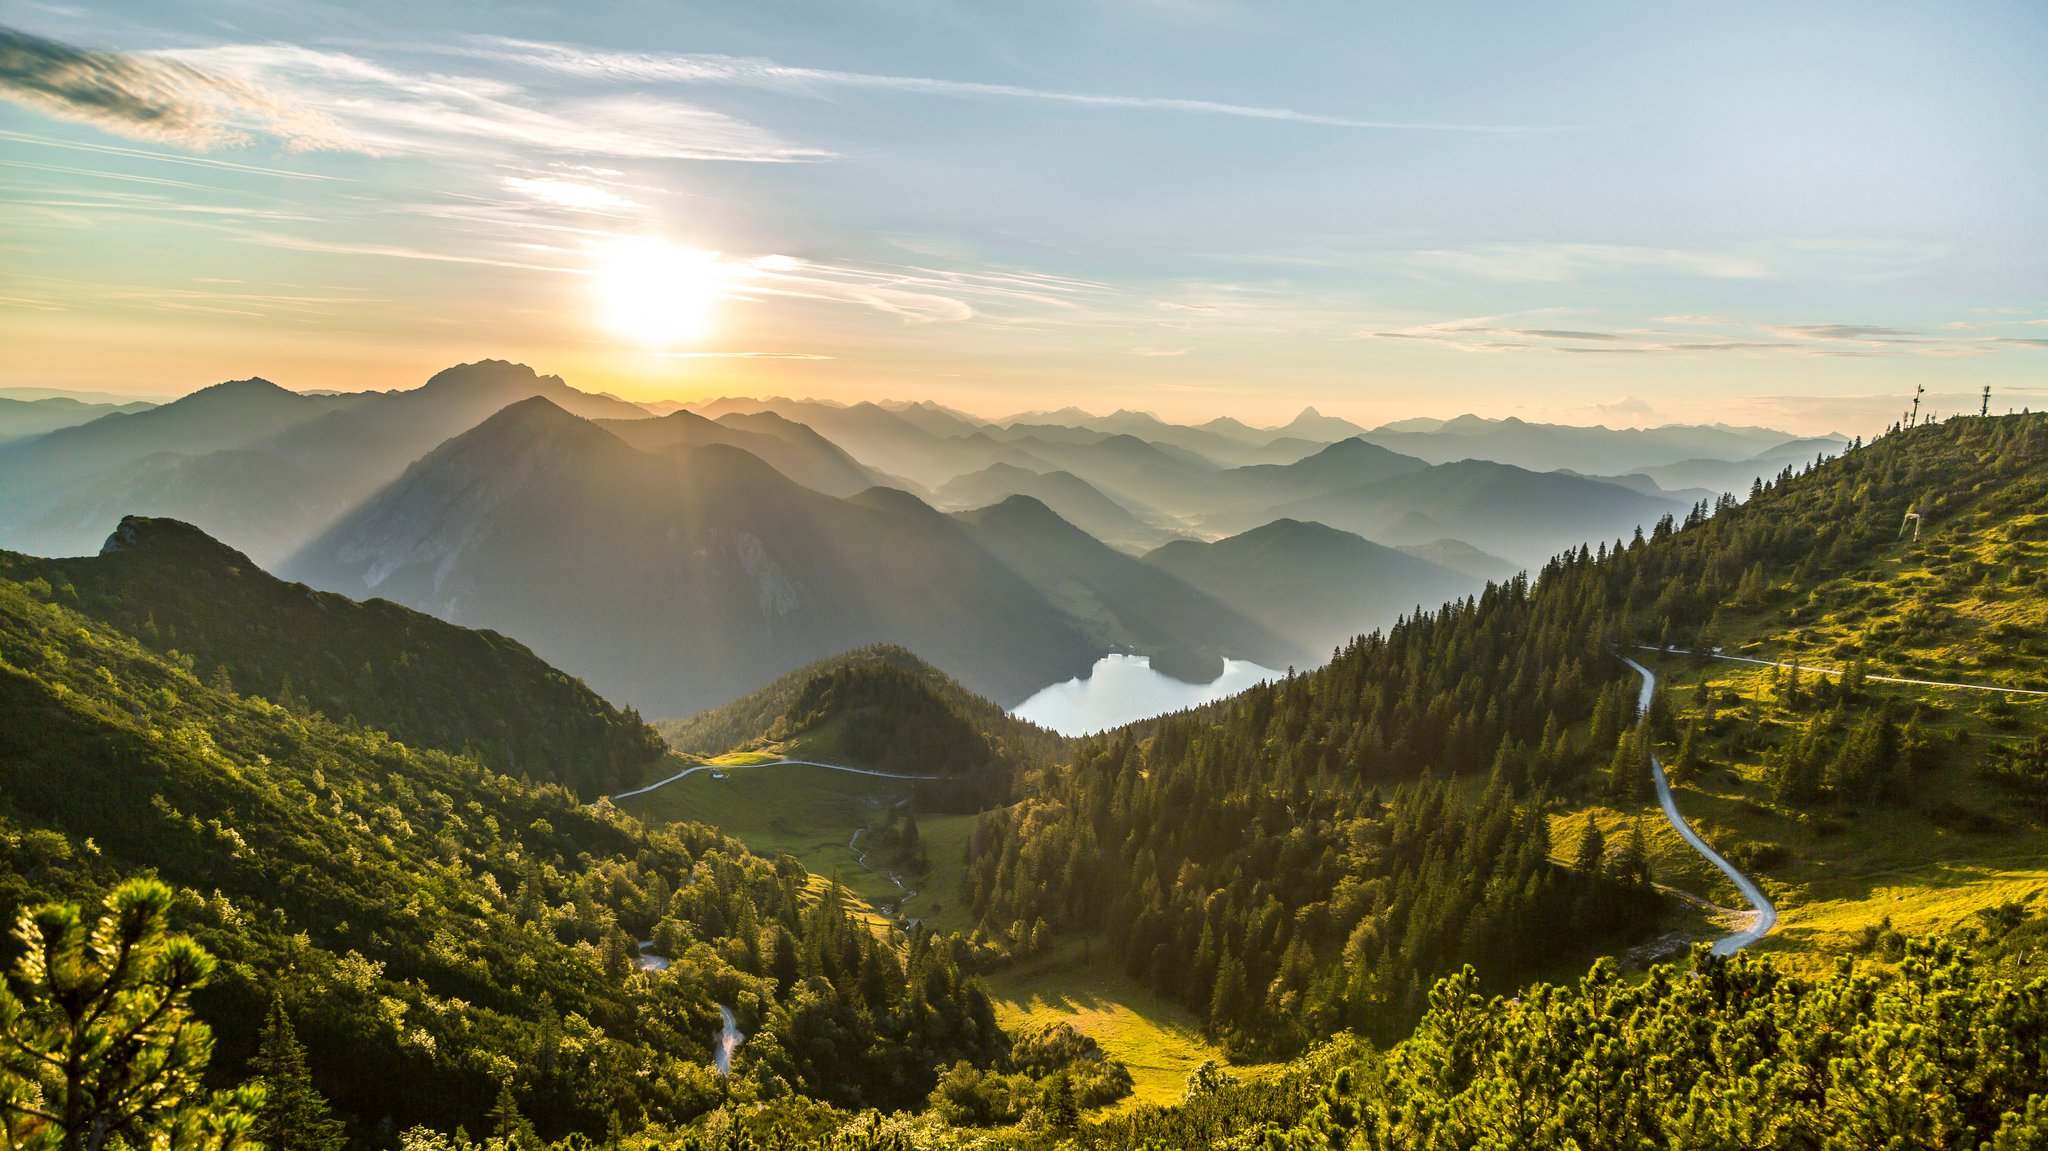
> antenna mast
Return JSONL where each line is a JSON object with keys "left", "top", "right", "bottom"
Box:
{"left": 1909, "top": 384, "right": 1924, "bottom": 428}
{"left": 1982, "top": 385, "right": 1991, "bottom": 418}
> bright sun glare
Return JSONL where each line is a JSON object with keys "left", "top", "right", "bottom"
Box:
{"left": 592, "top": 238, "right": 725, "bottom": 348}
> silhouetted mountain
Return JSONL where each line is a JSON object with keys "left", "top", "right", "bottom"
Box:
{"left": 955, "top": 495, "right": 1303, "bottom": 670}
{"left": 932, "top": 463, "right": 1179, "bottom": 551}
{"left": 0, "top": 395, "right": 156, "bottom": 442}
{"left": 1269, "top": 459, "right": 1688, "bottom": 567}
{"left": 1636, "top": 435, "right": 1849, "bottom": 495}
{"left": 340, "top": 359, "right": 649, "bottom": 428}
{"left": 1393, "top": 537, "right": 1522, "bottom": 584}
{"left": 0, "top": 377, "right": 328, "bottom": 494}
{"left": 690, "top": 398, "right": 991, "bottom": 487}
{"left": 992, "top": 432, "right": 1225, "bottom": 516}
{"left": 1360, "top": 415, "right": 1810, "bottom": 473}
{"left": 0, "top": 379, "right": 350, "bottom": 560}
{"left": 1201, "top": 437, "right": 1432, "bottom": 530}
{"left": 0, "top": 362, "right": 655, "bottom": 565}
{"left": 3, "top": 515, "right": 664, "bottom": 796}
{"left": 874, "top": 398, "right": 990, "bottom": 438}
{"left": 285, "top": 399, "right": 1102, "bottom": 715}
{"left": 1076, "top": 410, "right": 1331, "bottom": 466}
{"left": 596, "top": 408, "right": 885, "bottom": 497}
{"left": 1278, "top": 406, "right": 1369, "bottom": 440}
{"left": 1144, "top": 519, "right": 1478, "bottom": 657}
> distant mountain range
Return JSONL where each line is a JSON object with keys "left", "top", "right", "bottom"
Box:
{"left": 0, "top": 395, "right": 157, "bottom": 443}
{"left": 1145, "top": 518, "right": 1482, "bottom": 658}
{"left": 0, "top": 361, "right": 652, "bottom": 564}
{"left": 1357, "top": 413, "right": 1845, "bottom": 476}
{"left": 283, "top": 399, "right": 1110, "bottom": 715}
{"left": 1, "top": 364, "right": 1838, "bottom": 716}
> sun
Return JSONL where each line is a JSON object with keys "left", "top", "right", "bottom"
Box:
{"left": 590, "top": 237, "right": 725, "bottom": 348}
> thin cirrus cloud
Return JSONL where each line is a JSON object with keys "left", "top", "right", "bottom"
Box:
{"left": 0, "top": 26, "right": 821, "bottom": 163}
{"left": 1369, "top": 315, "right": 2048, "bottom": 360}
{"left": 1764, "top": 323, "right": 1922, "bottom": 342}
{"left": 501, "top": 176, "right": 643, "bottom": 213}
{"left": 1410, "top": 242, "right": 1771, "bottom": 283}
{"left": 461, "top": 36, "right": 1568, "bottom": 134}
{"left": 0, "top": 23, "right": 353, "bottom": 151}
{"left": 167, "top": 43, "right": 824, "bottom": 162}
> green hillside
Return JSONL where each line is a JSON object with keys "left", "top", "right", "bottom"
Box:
{"left": 656, "top": 644, "right": 1067, "bottom": 780}
{"left": 0, "top": 552, "right": 1009, "bottom": 1140}
{"left": 1579, "top": 413, "right": 2048, "bottom": 960}
{"left": 4, "top": 516, "right": 666, "bottom": 798}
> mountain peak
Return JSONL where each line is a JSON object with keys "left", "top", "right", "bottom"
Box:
{"left": 189, "top": 377, "right": 298, "bottom": 402}
{"left": 420, "top": 359, "right": 566, "bottom": 394}
{"left": 100, "top": 515, "right": 258, "bottom": 571}
{"left": 448, "top": 395, "right": 624, "bottom": 456}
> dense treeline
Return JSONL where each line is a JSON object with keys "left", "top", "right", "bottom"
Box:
{"left": 790, "top": 665, "right": 995, "bottom": 778}
{"left": 657, "top": 646, "right": 1068, "bottom": 811}
{"left": 657, "top": 646, "right": 1065, "bottom": 769}
{"left": 960, "top": 554, "right": 1659, "bottom": 1051}
{"left": 0, "top": 565, "right": 1004, "bottom": 1143}
{"left": 4, "top": 517, "right": 666, "bottom": 798}
{"left": 514, "top": 914, "right": 2048, "bottom": 1150}
{"left": 1275, "top": 939, "right": 2048, "bottom": 1150}
{"left": 961, "top": 414, "right": 2048, "bottom": 1055}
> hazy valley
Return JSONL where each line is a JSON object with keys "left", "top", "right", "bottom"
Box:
{"left": 4, "top": 6, "right": 2040, "bottom": 1142}
{"left": 11, "top": 357, "right": 2048, "bottom": 1149}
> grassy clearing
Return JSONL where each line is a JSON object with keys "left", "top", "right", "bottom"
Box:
{"left": 1635, "top": 651, "right": 2048, "bottom": 969}
{"left": 705, "top": 749, "right": 786, "bottom": 766}
{"left": 979, "top": 937, "right": 1257, "bottom": 1109}
{"left": 617, "top": 763, "right": 919, "bottom": 914}
{"left": 616, "top": 761, "right": 983, "bottom": 934}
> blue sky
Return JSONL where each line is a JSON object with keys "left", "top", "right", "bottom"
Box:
{"left": 1, "top": 0, "right": 2044, "bottom": 432}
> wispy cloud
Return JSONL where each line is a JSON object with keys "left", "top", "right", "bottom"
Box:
{"left": 461, "top": 36, "right": 1568, "bottom": 134}
{"left": 1411, "top": 242, "right": 1770, "bottom": 283}
{"left": 501, "top": 175, "right": 642, "bottom": 213}
{"left": 170, "top": 44, "right": 825, "bottom": 163}
{"left": 1509, "top": 328, "right": 1623, "bottom": 341}
{"left": 728, "top": 256, "right": 1112, "bottom": 326}
{"left": 1129, "top": 346, "right": 1191, "bottom": 356}
{"left": 1766, "top": 323, "right": 1920, "bottom": 341}
{"left": 0, "top": 23, "right": 352, "bottom": 151}
{"left": 1368, "top": 313, "right": 2048, "bottom": 360}
{"left": 0, "top": 127, "right": 345, "bottom": 177}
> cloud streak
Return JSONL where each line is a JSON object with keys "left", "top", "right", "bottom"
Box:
{"left": 171, "top": 44, "right": 825, "bottom": 163}
{"left": 463, "top": 37, "right": 1568, "bottom": 134}
{"left": 1368, "top": 315, "right": 2048, "bottom": 360}
{"left": 0, "top": 23, "right": 351, "bottom": 151}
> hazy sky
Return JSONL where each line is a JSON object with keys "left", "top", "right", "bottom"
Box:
{"left": 2, "top": 0, "right": 2044, "bottom": 433}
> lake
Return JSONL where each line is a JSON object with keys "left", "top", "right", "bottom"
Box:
{"left": 1011, "top": 653, "right": 1285, "bottom": 736}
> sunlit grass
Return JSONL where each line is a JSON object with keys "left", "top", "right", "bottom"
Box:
{"left": 979, "top": 937, "right": 1262, "bottom": 1109}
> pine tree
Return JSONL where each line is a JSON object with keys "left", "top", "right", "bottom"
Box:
{"left": 1571, "top": 815, "right": 1605, "bottom": 876}
{"left": 0, "top": 880, "right": 261, "bottom": 1151}
{"left": 251, "top": 997, "right": 346, "bottom": 1151}
{"left": 489, "top": 1081, "right": 540, "bottom": 1151}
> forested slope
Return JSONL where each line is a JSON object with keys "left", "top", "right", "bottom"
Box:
{"left": 0, "top": 554, "right": 1008, "bottom": 1141}
{"left": 960, "top": 413, "right": 2048, "bottom": 1057}
{"left": 657, "top": 645, "right": 1067, "bottom": 773}
{"left": 4, "top": 516, "right": 667, "bottom": 797}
